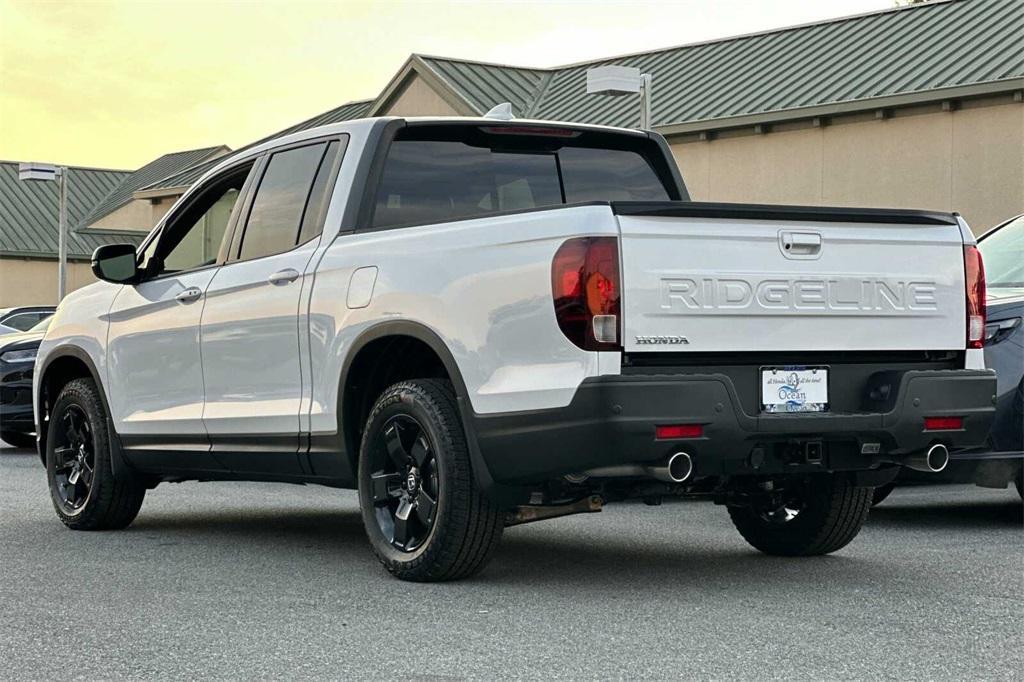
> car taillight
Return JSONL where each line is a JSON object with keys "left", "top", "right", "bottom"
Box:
{"left": 655, "top": 424, "right": 703, "bottom": 440}
{"left": 964, "top": 245, "right": 986, "bottom": 349}
{"left": 924, "top": 416, "right": 963, "bottom": 431}
{"left": 551, "top": 237, "right": 621, "bottom": 351}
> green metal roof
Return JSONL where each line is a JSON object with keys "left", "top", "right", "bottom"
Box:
{"left": 420, "top": 0, "right": 1024, "bottom": 129}
{"left": 139, "top": 100, "right": 373, "bottom": 194}
{"left": 0, "top": 161, "right": 146, "bottom": 260}
{"left": 81, "top": 145, "right": 229, "bottom": 227}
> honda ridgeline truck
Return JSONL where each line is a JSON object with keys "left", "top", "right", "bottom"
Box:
{"left": 34, "top": 115, "right": 996, "bottom": 581}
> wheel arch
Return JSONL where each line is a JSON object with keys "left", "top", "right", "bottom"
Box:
{"left": 36, "top": 346, "right": 125, "bottom": 472}
{"left": 336, "top": 320, "right": 495, "bottom": 490}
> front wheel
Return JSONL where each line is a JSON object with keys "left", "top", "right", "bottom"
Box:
{"left": 728, "top": 474, "right": 872, "bottom": 556}
{"left": 357, "top": 379, "right": 504, "bottom": 582}
{"left": 46, "top": 378, "right": 145, "bottom": 530}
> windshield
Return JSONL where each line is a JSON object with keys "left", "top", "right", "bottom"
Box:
{"left": 979, "top": 215, "right": 1024, "bottom": 288}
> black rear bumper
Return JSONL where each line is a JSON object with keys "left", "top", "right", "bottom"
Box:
{"left": 472, "top": 369, "right": 996, "bottom": 485}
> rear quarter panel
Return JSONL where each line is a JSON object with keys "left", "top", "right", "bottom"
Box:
{"left": 307, "top": 204, "right": 617, "bottom": 433}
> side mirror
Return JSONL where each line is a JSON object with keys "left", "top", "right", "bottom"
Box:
{"left": 91, "top": 243, "right": 139, "bottom": 284}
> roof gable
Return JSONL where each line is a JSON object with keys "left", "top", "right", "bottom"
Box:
{"left": 81, "top": 145, "right": 230, "bottom": 228}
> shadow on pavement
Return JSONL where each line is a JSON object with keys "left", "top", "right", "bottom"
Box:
{"left": 867, "top": 497, "right": 1022, "bottom": 530}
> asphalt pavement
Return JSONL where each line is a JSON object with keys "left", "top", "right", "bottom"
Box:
{"left": 1, "top": 442, "right": 1021, "bottom": 680}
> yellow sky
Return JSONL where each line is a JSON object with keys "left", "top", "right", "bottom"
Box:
{"left": 1, "top": 0, "right": 890, "bottom": 169}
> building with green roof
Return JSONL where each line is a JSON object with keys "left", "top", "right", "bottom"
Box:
{"left": 2, "top": 0, "right": 1020, "bottom": 305}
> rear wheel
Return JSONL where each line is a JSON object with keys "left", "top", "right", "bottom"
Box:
{"left": 1, "top": 430, "right": 35, "bottom": 449}
{"left": 728, "top": 474, "right": 872, "bottom": 556}
{"left": 358, "top": 379, "right": 504, "bottom": 581}
{"left": 46, "top": 378, "right": 145, "bottom": 530}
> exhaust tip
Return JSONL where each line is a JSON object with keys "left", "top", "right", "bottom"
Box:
{"left": 926, "top": 444, "right": 949, "bottom": 473}
{"left": 667, "top": 452, "right": 693, "bottom": 483}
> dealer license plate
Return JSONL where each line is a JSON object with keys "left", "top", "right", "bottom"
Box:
{"left": 761, "top": 366, "right": 829, "bottom": 413}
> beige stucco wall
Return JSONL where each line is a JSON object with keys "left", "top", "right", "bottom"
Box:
{"left": 90, "top": 194, "right": 181, "bottom": 232}
{"left": 671, "top": 99, "right": 1024, "bottom": 234}
{"left": 150, "top": 196, "right": 179, "bottom": 224}
{"left": 0, "top": 258, "right": 97, "bottom": 306}
{"left": 383, "top": 74, "right": 462, "bottom": 117}
{"left": 90, "top": 198, "right": 153, "bottom": 231}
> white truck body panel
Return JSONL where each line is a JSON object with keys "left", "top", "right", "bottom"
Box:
{"left": 618, "top": 216, "right": 966, "bottom": 353}
{"left": 307, "top": 204, "right": 617, "bottom": 429}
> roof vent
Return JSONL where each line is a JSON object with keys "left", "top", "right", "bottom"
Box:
{"left": 484, "top": 103, "right": 515, "bottom": 121}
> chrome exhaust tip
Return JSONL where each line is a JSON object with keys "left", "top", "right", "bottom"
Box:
{"left": 925, "top": 444, "right": 949, "bottom": 473}
{"left": 903, "top": 444, "right": 949, "bottom": 473}
{"left": 666, "top": 452, "right": 693, "bottom": 483}
{"left": 581, "top": 453, "right": 695, "bottom": 483}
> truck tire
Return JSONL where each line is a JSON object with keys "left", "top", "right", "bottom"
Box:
{"left": 1, "top": 430, "right": 35, "bottom": 449}
{"left": 45, "top": 378, "right": 145, "bottom": 530}
{"left": 728, "top": 474, "right": 872, "bottom": 556}
{"left": 357, "top": 379, "right": 504, "bottom": 581}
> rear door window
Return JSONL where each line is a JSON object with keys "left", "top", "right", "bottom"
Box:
{"left": 237, "top": 143, "right": 327, "bottom": 262}
{"left": 232, "top": 138, "right": 343, "bottom": 262}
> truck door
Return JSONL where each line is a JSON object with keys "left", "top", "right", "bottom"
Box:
{"left": 199, "top": 138, "right": 344, "bottom": 475}
{"left": 107, "top": 160, "right": 256, "bottom": 473}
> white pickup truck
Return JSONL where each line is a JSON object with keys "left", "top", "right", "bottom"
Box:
{"left": 35, "top": 115, "right": 995, "bottom": 581}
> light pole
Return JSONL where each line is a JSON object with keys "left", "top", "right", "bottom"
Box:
{"left": 18, "top": 162, "right": 68, "bottom": 301}
{"left": 585, "top": 65, "right": 654, "bottom": 129}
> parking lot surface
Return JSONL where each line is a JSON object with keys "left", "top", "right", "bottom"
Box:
{"left": 2, "top": 443, "right": 1021, "bottom": 680}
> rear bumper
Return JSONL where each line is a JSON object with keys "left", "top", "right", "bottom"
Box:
{"left": 472, "top": 369, "right": 997, "bottom": 485}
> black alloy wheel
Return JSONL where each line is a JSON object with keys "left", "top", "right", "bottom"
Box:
{"left": 52, "top": 404, "right": 96, "bottom": 513}
{"left": 358, "top": 379, "right": 505, "bottom": 581}
{"left": 46, "top": 377, "right": 146, "bottom": 530}
{"left": 369, "top": 414, "right": 440, "bottom": 552}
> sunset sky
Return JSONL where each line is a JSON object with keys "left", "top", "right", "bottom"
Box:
{"left": 2, "top": 0, "right": 892, "bottom": 169}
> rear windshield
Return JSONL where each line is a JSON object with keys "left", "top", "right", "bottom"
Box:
{"left": 371, "top": 125, "right": 675, "bottom": 228}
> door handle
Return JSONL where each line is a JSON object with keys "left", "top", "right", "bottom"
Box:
{"left": 268, "top": 268, "right": 300, "bottom": 285}
{"left": 174, "top": 287, "right": 203, "bottom": 304}
{"left": 780, "top": 231, "right": 822, "bottom": 258}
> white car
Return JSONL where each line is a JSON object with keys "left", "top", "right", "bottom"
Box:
{"left": 34, "top": 115, "right": 996, "bottom": 581}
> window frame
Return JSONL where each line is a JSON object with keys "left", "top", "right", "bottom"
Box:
{"left": 134, "top": 156, "right": 263, "bottom": 283}
{"left": 225, "top": 134, "right": 349, "bottom": 266}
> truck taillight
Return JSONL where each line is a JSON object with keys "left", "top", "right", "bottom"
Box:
{"left": 964, "top": 245, "right": 986, "bottom": 349}
{"left": 551, "top": 237, "right": 621, "bottom": 351}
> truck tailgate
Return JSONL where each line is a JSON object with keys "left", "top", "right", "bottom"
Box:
{"left": 614, "top": 202, "right": 966, "bottom": 353}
